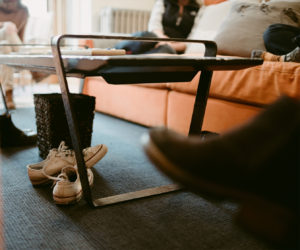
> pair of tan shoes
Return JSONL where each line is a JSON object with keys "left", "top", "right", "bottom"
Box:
{"left": 27, "top": 141, "right": 108, "bottom": 205}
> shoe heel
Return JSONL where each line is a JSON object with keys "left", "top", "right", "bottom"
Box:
{"left": 236, "top": 198, "right": 297, "bottom": 247}
{"left": 53, "top": 191, "right": 82, "bottom": 205}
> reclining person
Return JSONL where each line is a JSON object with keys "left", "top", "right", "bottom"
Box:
{"left": 115, "top": 0, "right": 201, "bottom": 54}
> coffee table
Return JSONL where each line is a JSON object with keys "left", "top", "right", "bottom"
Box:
{"left": 0, "top": 34, "right": 263, "bottom": 207}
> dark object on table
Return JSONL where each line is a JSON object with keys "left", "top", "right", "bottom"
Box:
{"left": 34, "top": 93, "right": 95, "bottom": 159}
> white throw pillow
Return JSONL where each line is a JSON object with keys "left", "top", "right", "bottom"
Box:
{"left": 214, "top": 1, "right": 300, "bottom": 57}
{"left": 185, "top": 0, "right": 262, "bottom": 54}
{"left": 185, "top": 0, "right": 232, "bottom": 54}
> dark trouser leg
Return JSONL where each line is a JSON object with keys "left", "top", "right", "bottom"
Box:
{"left": 263, "top": 23, "right": 300, "bottom": 55}
{"left": 114, "top": 31, "right": 158, "bottom": 54}
{"left": 146, "top": 44, "right": 177, "bottom": 54}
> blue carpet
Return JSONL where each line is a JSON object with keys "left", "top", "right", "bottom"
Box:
{"left": 0, "top": 108, "right": 275, "bottom": 250}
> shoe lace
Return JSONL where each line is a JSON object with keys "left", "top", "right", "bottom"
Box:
{"left": 42, "top": 142, "right": 89, "bottom": 183}
{"left": 82, "top": 147, "right": 89, "bottom": 157}
{"left": 45, "top": 169, "right": 67, "bottom": 183}
{"left": 47, "top": 165, "right": 77, "bottom": 186}
{"left": 47, "top": 141, "right": 74, "bottom": 159}
{"left": 42, "top": 141, "right": 75, "bottom": 181}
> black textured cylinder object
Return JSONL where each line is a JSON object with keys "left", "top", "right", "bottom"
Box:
{"left": 34, "top": 93, "right": 95, "bottom": 159}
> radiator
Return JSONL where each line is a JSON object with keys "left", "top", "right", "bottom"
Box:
{"left": 99, "top": 7, "right": 151, "bottom": 34}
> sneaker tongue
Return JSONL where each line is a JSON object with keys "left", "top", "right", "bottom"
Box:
{"left": 47, "top": 149, "right": 58, "bottom": 158}
{"left": 63, "top": 167, "right": 77, "bottom": 182}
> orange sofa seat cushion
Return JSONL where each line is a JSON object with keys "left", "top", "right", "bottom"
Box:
{"left": 167, "top": 90, "right": 262, "bottom": 135}
{"left": 168, "top": 61, "right": 300, "bottom": 106}
{"left": 83, "top": 77, "right": 169, "bottom": 127}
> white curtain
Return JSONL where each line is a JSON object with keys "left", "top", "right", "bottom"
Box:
{"left": 48, "top": 0, "right": 66, "bottom": 35}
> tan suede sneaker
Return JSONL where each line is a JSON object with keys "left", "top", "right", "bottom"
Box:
{"left": 27, "top": 141, "right": 107, "bottom": 186}
{"left": 51, "top": 166, "right": 94, "bottom": 205}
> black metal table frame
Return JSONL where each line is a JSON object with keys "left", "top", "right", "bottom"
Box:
{"left": 42, "top": 34, "right": 265, "bottom": 208}
{"left": 50, "top": 34, "right": 218, "bottom": 207}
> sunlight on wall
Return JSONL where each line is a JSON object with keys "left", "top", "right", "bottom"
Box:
{"left": 22, "top": 0, "right": 48, "bottom": 16}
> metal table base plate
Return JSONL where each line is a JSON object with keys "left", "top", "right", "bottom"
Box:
{"left": 92, "top": 184, "right": 182, "bottom": 207}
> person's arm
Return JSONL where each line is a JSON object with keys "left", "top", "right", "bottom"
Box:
{"left": 148, "top": 0, "right": 166, "bottom": 38}
{"left": 167, "top": 4, "right": 203, "bottom": 53}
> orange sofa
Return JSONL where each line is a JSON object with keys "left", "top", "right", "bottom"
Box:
{"left": 82, "top": 60, "right": 300, "bottom": 135}
{"left": 82, "top": 0, "right": 300, "bottom": 134}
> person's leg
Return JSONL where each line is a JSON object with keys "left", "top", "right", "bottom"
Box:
{"left": 292, "top": 34, "right": 300, "bottom": 47}
{"left": 142, "top": 95, "right": 300, "bottom": 248}
{"left": 252, "top": 46, "right": 300, "bottom": 63}
{"left": 263, "top": 23, "right": 300, "bottom": 55}
{"left": 114, "top": 31, "right": 158, "bottom": 54}
{"left": 252, "top": 24, "right": 300, "bottom": 62}
{"left": 145, "top": 44, "right": 177, "bottom": 54}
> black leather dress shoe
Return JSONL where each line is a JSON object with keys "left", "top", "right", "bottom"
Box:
{"left": 143, "top": 95, "right": 300, "bottom": 248}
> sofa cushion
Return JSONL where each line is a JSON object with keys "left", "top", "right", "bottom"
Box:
{"left": 214, "top": 1, "right": 300, "bottom": 57}
{"left": 186, "top": 0, "right": 232, "bottom": 54}
{"left": 203, "top": 0, "right": 228, "bottom": 5}
{"left": 167, "top": 91, "right": 261, "bottom": 134}
{"left": 83, "top": 77, "right": 169, "bottom": 127}
{"left": 168, "top": 61, "right": 300, "bottom": 106}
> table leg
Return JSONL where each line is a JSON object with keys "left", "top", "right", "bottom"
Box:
{"left": 51, "top": 37, "right": 182, "bottom": 208}
{"left": 51, "top": 40, "right": 94, "bottom": 206}
{"left": 188, "top": 70, "right": 213, "bottom": 135}
{"left": 188, "top": 38, "right": 216, "bottom": 136}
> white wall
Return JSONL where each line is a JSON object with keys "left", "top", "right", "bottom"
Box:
{"left": 64, "top": 0, "right": 93, "bottom": 34}
{"left": 65, "top": 0, "right": 156, "bottom": 34}
{"left": 91, "top": 0, "right": 156, "bottom": 32}
{"left": 92, "top": 0, "right": 156, "bottom": 10}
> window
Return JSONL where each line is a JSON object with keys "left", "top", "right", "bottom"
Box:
{"left": 22, "top": 0, "right": 48, "bottom": 17}
{"left": 22, "top": 0, "right": 53, "bottom": 43}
